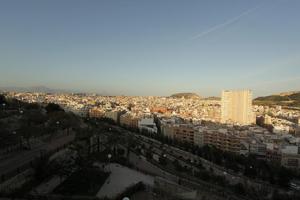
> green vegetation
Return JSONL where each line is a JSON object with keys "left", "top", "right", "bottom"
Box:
{"left": 255, "top": 95, "right": 290, "bottom": 102}
{"left": 170, "top": 92, "right": 201, "bottom": 99}
{"left": 115, "top": 182, "right": 145, "bottom": 200}
{"left": 53, "top": 167, "right": 109, "bottom": 196}
{"left": 45, "top": 103, "right": 65, "bottom": 113}
{"left": 254, "top": 92, "right": 300, "bottom": 107}
{"left": 127, "top": 125, "right": 300, "bottom": 189}
{"left": 0, "top": 94, "right": 81, "bottom": 150}
{"left": 203, "top": 96, "right": 221, "bottom": 100}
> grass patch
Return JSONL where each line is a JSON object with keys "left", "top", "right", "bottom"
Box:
{"left": 53, "top": 167, "right": 109, "bottom": 196}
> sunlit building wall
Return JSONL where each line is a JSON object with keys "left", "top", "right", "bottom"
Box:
{"left": 221, "top": 90, "right": 255, "bottom": 125}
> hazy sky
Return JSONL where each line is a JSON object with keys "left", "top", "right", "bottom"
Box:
{"left": 0, "top": 0, "right": 300, "bottom": 97}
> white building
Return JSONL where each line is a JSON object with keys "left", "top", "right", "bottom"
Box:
{"left": 138, "top": 117, "right": 157, "bottom": 134}
{"left": 221, "top": 90, "right": 255, "bottom": 125}
{"left": 194, "top": 127, "right": 204, "bottom": 147}
{"left": 105, "top": 111, "right": 120, "bottom": 123}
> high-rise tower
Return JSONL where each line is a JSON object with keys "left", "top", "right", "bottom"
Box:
{"left": 221, "top": 90, "right": 254, "bottom": 125}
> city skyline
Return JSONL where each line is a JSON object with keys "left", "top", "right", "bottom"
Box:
{"left": 1, "top": 1, "right": 300, "bottom": 199}
{"left": 1, "top": 0, "right": 300, "bottom": 96}
{"left": 0, "top": 85, "right": 298, "bottom": 99}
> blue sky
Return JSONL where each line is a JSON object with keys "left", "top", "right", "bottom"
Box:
{"left": 0, "top": 0, "right": 299, "bottom": 97}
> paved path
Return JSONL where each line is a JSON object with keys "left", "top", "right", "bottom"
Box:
{"left": 96, "top": 163, "right": 154, "bottom": 199}
{"left": 32, "top": 176, "right": 63, "bottom": 195}
{"left": 0, "top": 133, "right": 75, "bottom": 178}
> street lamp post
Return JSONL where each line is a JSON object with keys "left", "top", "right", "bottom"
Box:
{"left": 190, "top": 159, "right": 195, "bottom": 176}
{"left": 108, "top": 153, "right": 112, "bottom": 162}
{"left": 107, "top": 153, "right": 112, "bottom": 172}
{"left": 163, "top": 154, "right": 167, "bottom": 158}
{"left": 19, "top": 136, "right": 23, "bottom": 149}
{"left": 56, "top": 121, "right": 60, "bottom": 132}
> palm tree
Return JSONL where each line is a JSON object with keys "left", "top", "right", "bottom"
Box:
{"left": 125, "top": 134, "right": 137, "bottom": 160}
{"left": 107, "top": 133, "right": 120, "bottom": 156}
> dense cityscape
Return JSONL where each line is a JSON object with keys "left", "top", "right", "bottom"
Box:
{"left": 1, "top": 0, "right": 300, "bottom": 200}
{"left": 0, "top": 89, "right": 300, "bottom": 200}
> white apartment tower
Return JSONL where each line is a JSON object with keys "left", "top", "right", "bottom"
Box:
{"left": 221, "top": 90, "right": 255, "bottom": 125}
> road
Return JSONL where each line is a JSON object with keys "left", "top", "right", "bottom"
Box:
{"left": 99, "top": 129, "right": 251, "bottom": 199}
{"left": 105, "top": 124, "right": 277, "bottom": 192}
{"left": 127, "top": 149, "right": 248, "bottom": 200}
{"left": 0, "top": 133, "right": 75, "bottom": 180}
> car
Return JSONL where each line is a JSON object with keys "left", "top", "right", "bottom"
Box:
{"left": 290, "top": 181, "right": 300, "bottom": 191}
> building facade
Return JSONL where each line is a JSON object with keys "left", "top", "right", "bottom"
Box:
{"left": 221, "top": 90, "right": 254, "bottom": 125}
{"left": 173, "top": 125, "right": 195, "bottom": 144}
{"left": 203, "top": 129, "right": 241, "bottom": 153}
{"left": 89, "top": 107, "right": 105, "bottom": 118}
{"left": 120, "top": 113, "right": 139, "bottom": 129}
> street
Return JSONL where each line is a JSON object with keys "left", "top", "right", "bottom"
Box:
{"left": 0, "top": 133, "right": 75, "bottom": 180}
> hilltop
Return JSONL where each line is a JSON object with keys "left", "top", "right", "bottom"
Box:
{"left": 254, "top": 91, "right": 300, "bottom": 107}
{"left": 170, "top": 92, "right": 201, "bottom": 99}
{"left": 0, "top": 86, "right": 75, "bottom": 94}
{"left": 203, "top": 96, "right": 221, "bottom": 101}
{"left": 277, "top": 91, "right": 300, "bottom": 96}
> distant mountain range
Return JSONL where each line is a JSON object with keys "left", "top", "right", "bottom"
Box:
{"left": 0, "top": 86, "right": 74, "bottom": 94}
{"left": 2, "top": 86, "right": 299, "bottom": 107}
{"left": 254, "top": 91, "right": 300, "bottom": 107}
{"left": 277, "top": 91, "right": 300, "bottom": 96}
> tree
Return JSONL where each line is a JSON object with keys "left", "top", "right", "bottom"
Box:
{"left": 34, "top": 154, "right": 51, "bottom": 182}
{"left": 47, "top": 111, "right": 78, "bottom": 135}
{"left": 24, "top": 110, "right": 47, "bottom": 126}
{"left": 195, "top": 170, "right": 211, "bottom": 181}
{"left": 125, "top": 134, "right": 137, "bottom": 160}
{"left": 19, "top": 123, "right": 34, "bottom": 149}
{"left": 197, "top": 160, "right": 204, "bottom": 169}
{"left": 244, "top": 165, "right": 257, "bottom": 178}
{"left": 173, "top": 160, "right": 183, "bottom": 172}
{"left": 50, "top": 152, "right": 75, "bottom": 182}
{"left": 146, "top": 150, "right": 153, "bottom": 160}
{"left": 107, "top": 133, "right": 120, "bottom": 156}
{"left": 117, "top": 148, "right": 125, "bottom": 156}
{"left": 277, "top": 167, "right": 293, "bottom": 188}
{"left": 159, "top": 156, "right": 167, "bottom": 166}
{"left": 45, "top": 103, "right": 64, "bottom": 113}
{"left": 60, "top": 112, "right": 80, "bottom": 134}
{"left": 233, "top": 183, "right": 246, "bottom": 195}
{"left": 0, "top": 94, "right": 7, "bottom": 104}
{"left": 24, "top": 102, "right": 40, "bottom": 110}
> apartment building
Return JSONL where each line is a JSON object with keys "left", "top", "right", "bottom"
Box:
{"left": 173, "top": 124, "right": 195, "bottom": 144}
{"left": 105, "top": 110, "right": 121, "bottom": 123}
{"left": 161, "top": 123, "right": 175, "bottom": 139}
{"left": 120, "top": 113, "right": 139, "bottom": 129}
{"left": 89, "top": 107, "right": 105, "bottom": 118}
{"left": 203, "top": 129, "right": 241, "bottom": 153}
{"left": 138, "top": 117, "right": 158, "bottom": 134}
{"left": 281, "top": 154, "right": 300, "bottom": 169}
{"left": 221, "top": 90, "right": 255, "bottom": 125}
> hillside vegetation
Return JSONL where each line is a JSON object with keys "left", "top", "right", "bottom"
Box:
{"left": 170, "top": 92, "right": 201, "bottom": 99}
{"left": 254, "top": 92, "right": 300, "bottom": 107}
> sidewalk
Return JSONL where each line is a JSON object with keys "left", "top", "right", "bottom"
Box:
{"left": 96, "top": 163, "right": 154, "bottom": 199}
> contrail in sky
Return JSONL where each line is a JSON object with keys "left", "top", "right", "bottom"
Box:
{"left": 191, "top": 4, "right": 263, "bottom": 40}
